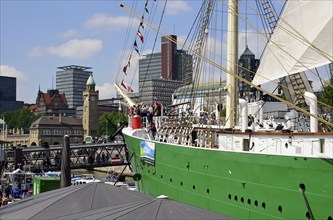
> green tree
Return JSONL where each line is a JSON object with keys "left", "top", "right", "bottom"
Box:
{"left": 220, "top": 108, "right": 226, "bottom": 117}
{"left": 318, "top": 79, "right": 333, "bottom": 106}
{"left": 99, "top": 111, "right": 127, "bottom": 136}
{"left": 1, "top": 108, "right": 40, "bottom": 133}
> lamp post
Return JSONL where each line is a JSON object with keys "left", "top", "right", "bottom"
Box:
{"left": 105, "top": 120, "right": 108, "bottom": 136}
{"left": 118, "top": 100, "right": 122, "bottom": 127}
{"left": 1, "top": 117, "right": 5, "bottom": 142}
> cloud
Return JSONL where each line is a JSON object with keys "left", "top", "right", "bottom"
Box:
{"left": 165, "top": 0, "right": 192, "bottom": 15}
{"left": 0, "top": 65, "right": 28, "bottom": 85}
{"left": 238, "top": 30, "right": 266, "bottom": 58}
{"left": 29, "top": 39, "right": 103, "bottom": 59}
{"left": 60, "top": 29, "right": 78, "bottom": 38}
{"left": 96, "top": 82, "right": 117, "bottom": 99}
{"left": 85, "top": 14, "right": 138, "bottom": 28}
{"left": 0, "top": 65, "right": 28, "bottom": 101}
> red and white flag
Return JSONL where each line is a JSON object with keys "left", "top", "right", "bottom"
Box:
{"left": 137, "top": 30, "right": 144, "bottom": 43}
{"left": 127, "top": 85, "right": 133, "bottom": 93}
{"left": 120, "top": 80, "right": 127, "bottom": 90}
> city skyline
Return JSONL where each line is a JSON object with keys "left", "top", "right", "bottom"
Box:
{"left": 2, "top": 0, "right": 328, "bottom": 106}
{"left": 0, "top": 0, "right": 198, "bottom": 104}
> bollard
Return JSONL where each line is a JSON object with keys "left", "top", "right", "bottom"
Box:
{"left": 60, "top": 135, "right": 71, "bottom": 188}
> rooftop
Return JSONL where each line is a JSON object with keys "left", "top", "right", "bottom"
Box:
{"left": 57, "top": 65, "right": 92, "bottom": 70}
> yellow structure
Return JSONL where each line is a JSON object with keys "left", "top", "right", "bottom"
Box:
{"left": 82, "top": 74, "right": 99, "bottom": 138}
{"left": 29, "top": 115, "right": 83, "bottom": 146}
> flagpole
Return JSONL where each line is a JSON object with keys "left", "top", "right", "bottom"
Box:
{"left": 114, "top": 83, "right": 136, "bottom": 107}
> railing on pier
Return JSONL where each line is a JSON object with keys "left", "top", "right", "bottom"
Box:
{"left": 2, "top": 142, "right": 129, "bottom": 173}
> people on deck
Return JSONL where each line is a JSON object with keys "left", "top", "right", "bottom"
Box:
{"left": 149, "top": 122, "right": 157, "bottom": 139}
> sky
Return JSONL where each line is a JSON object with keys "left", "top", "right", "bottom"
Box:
{"left": 1, "top": 0, "right": 329, "bottom": 104}
{"left": 1, "top": 0, "right": 202, "bottom": 103}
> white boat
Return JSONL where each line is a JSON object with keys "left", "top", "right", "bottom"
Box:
{"left": 72, "top": 174, "right": 101, "bottom": 185}
{"left": 104, "top": 171, "right": 134, "bottom": 189}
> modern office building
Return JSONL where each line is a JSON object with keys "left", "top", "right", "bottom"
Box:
{"left": 174, "top": 50, "right": 193, "bottom": 84}
{"left": 238, "top": 46, "right": 260, "bottom": 101}
{"left": 161, "top": 35, "right": 193, "bottom": 83}
{"left": 56, "top": 65, "right": 92, "bottom": 109}
{"left": 0, "top": 76, "right": 24, "bottom": 114}
{"left": 139, "top": 53, "right": 162, "bottom": 82}
{"left": 138, "top": 35, "right": 193, "bottom": 105}
{"left": 140, "top": 79, "right": 183, "bottom": 106}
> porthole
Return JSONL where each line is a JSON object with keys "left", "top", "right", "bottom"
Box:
{"left": 192, "top": 185, "right": 196, "bottom": 190}
{"left": 241, "top": 197, "right": 244, "bottom": 203}
{"left": 180, "top": 181, "right": 183, "bottom": 186}
{"left": 206, "top": 188, "right": 210, "bottom": 194}
{"left": 306, "top": 211, "right": 310, "bottom": 220}
{"left": 299, "top": 183, "right": 306, "bottom": 191}
{"left": 254, "top": 200, "right": 258, "bottom": 207}
{"left": 262, "top": 202, "right": 266, "bottom": 209}
{"left": 234, "top": 195, "right": 238, "bottom": 201}
{"left": 170, "top": 178, "right": 172, "bottom": 182}
{"left": 160, "top": 175, "right": 163, "bottom": 179}
{"left": 247, "top": 199, "right": 251, "bottom": 205}
{"left": 228, "top": 194, "right": 231, "bottom": 200}
{"left": 278, "top": 205, "right": 282, "bottom": 213}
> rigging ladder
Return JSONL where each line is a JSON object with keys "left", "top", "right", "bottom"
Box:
{"left": 256, "top": 0, "right": 313, "bottom": 107}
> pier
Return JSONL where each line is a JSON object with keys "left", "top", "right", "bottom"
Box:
{"left": 1, "top": 142, "right": 130, "bottom": 173}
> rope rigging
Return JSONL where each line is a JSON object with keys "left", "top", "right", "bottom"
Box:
{"left": 118, "top": 0, "right": 333, "bottom": 128}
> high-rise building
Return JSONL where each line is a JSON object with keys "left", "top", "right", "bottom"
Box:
{"left": 140, "top": 79, "right": 183, "bottom": 106}
{"left": 139, "top": 53, "right": 162, "bottom": 82}
{"left": 174, "top": 50, "right": 193, "bottom": 84}
{"left": 138, "top": 35, "right": 193, "bottom": 106}
{"left": 161, "top": 35, "right": 177, "bottom": 79}
{"left": 238, "top": 46, "right": 260, "bottom": 101}
{"left": 161, "top": 35, "right": 193, "bottom": 83}
{"left": 0, "top": 76, "right": 24, "bottom": 114}
{"left": 56, "top": 65, "right": 92, "bottom": 109}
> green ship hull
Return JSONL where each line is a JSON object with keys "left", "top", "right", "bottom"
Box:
{"left": 123, "top": 132, "right": 333, "bottom": 219}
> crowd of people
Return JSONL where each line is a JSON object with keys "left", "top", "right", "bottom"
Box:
{"left": 129, "top": 103, "right": 161, "bottom": 123}
{"left": 129, "top": 103, "right": 161, "bottom": 139}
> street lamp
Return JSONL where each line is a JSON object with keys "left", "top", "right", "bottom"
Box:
{"left": 1, "top": 117, "right": 5, "bottom": 142}
{"left": 106, "top": 120, "right": 108, "bottom": 136}
{"left": 118, "top": 100, "right": 122, "bottom": 127}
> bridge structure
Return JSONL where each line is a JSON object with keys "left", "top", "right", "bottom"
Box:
{"left": 1, "top": 142, "right": 131, "bottom": 173}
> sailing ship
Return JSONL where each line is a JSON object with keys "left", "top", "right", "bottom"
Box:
{"left": 116, "top": 0, "right": 333, "bottom": 219}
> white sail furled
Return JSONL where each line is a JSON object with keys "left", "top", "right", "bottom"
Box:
{"left": 252, "top": 0, "right": 333, "bottom": 85}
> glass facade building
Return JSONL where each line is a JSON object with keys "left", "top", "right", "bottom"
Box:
{"left": 0, "top": 76, "right": 23, "bottom": 114}
{"left": 139, "top": 53, "right": 162, "bottom": 82}
{"left": 138, "top": 35, "right": 193, "bottom": 106}
{"left": 140, "top": 79, "right": 183, "bottom": 106}
{"left": 56, "top": 65, "right": 92, "bottom": 109}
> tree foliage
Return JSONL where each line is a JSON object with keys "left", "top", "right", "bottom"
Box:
{"left": 1, "top": 108, "right": 40, "bottom": 132}
{"left": 318, "top": 79, "right": 333, "bottom": 106}
{"left": 99, "top": 111, "right": 128, "bottom": 136}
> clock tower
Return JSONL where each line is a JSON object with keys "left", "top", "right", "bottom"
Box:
{"left": 82, "top": 74, "right": 99, "bottom": 138}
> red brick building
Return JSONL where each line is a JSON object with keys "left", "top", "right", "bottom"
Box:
{"left": 31, "top": 89, "right": 76, "bottom": 116}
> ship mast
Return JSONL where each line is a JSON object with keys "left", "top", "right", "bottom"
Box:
{"left": 225, "top": 0, "right": 238, "bottom": 128}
